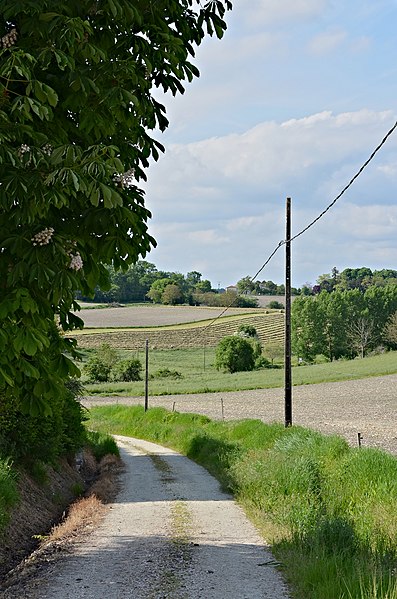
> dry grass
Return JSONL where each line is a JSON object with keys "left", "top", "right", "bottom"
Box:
{"left": 45, "top": 454, "right": 122, "bottom": 545}
{"left": 48, "top": 495, "right": 105, "bottom": 542}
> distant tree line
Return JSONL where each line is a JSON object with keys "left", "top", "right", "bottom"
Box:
{"left": 302, "top": 267, "right": 397, "bottom": 295}
{"left": 237, "top": 267, "right": 397, "bottom": 297}
{"left": 78, "top": 261, "right": 258, "bottom": 307}
{"left": 79, "top": 263, "right": 397, "bottom": 313}
{"left": 292, "top": 285, "right": 397, "bottom": 362}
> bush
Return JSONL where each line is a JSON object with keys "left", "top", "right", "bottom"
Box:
{"left": 85, "top": 430, "right": 120, "bottom": 461}
{"left": 111, "top": 359, "right": 142, "bottom": 382}
{"left": 0, "top": 380, "right": 87, "bottom": 464}
{"left": 235, "top": 325, "right": 262, "bottom": 362}
{"left": 215, "top": 336, "right": 255, "bottom": 373}
{"left": 237, "top": 324, "right": 258, "bottom": 338}
{"left": 268, "top": 300, "right": 284, "bottom": 309}
{"left": 151, "top": 368, "right": 182, "bottom": 379}
{"left": 83, "top": 343, "right": 119, "bottom": 383}
{"left": 84, "top": 356, "right": 112, "bottom": 382}
{"left": 255, "top": 355, "right": 273, "bottom": 369}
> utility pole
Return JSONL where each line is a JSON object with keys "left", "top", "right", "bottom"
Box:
{"left": 144, "top": 339, "right": 149, "bottom": 412}
{"left": 284, "top": 197, "right": 292, "bottom": 427}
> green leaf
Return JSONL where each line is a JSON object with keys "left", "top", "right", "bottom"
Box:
{"left": 70, "top": 170, "right": 79, "bottom": 191}
{"left": 0, "top": 367, "right": 14, "bottom": 387}
{"left": 43, "top": 84, "right": 58, "bottom": 107}
{"left": 39, "top": 12, "right": 61, "bottom": 22}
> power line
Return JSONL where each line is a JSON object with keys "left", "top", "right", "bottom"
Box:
{"left": 290, "top": 118, "right": 397, "bottom": 243}
{"left": 198, "top": 117, "right": 397, "bottom": 336}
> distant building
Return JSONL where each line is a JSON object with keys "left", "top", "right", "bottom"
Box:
{"left": 225, "top": 285, "right": 238, "bottom": 293}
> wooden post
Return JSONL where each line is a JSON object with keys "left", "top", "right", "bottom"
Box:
{"left": 144, "top": 339, "right": 149, "bottom": 412}
{"left": 285, "top": 197, "right": 292, "bottom": 427}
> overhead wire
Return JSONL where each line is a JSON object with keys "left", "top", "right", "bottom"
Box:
{"left": 197, "top": 117, "right": 397, "bottom": 336}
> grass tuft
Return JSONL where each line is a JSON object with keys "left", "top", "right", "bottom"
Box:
{"left": 0, "top": 458, "right": 19, "bottom": 531}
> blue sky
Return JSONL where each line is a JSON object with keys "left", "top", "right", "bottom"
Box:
{"left": 143, "top": 0, "right": 397, "bottom": 289}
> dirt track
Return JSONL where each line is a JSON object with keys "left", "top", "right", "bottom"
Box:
{"left": 82, "top": 374, "right": 397, "bottom": 456}
{"left": 25, "top": 437, "right": 290, "bottom": 599}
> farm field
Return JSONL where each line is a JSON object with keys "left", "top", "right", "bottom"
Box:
{"left": 74, "top": 304, "right": 267, "bottom": 328}
{"left": 72, "top": 310, "right": 284, "bottom": 350}
{"left": 83, "top": 348, "right": 397, "bottom": 397}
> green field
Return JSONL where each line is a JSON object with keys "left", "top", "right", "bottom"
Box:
{"left": 84, "top": 347, "right": 397, "bottom": 396}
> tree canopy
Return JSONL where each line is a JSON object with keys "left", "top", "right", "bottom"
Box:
{"left": 0, "top": 0, "right": 232, "bottom": 414}
{"left": 292, "top": 286, "right": 397, "bottom": 362}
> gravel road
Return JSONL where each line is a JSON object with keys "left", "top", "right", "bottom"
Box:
{"left": 82, "top": 374, "right": 397, "bottom": 456}
{"left": 32, "top": 436, "right": 290, "bottom": 599}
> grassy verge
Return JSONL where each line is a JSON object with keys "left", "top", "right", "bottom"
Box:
{"left": 0, "top": 458, "right": 19, "bottom": 532}
{"left": 87, "top": 406, "right": 397, "bottom": 599}
{"left": 0, "top": 430, "right": 118, "bottom": 537}
{"left": 84, "top": 348, "right": 397, "bottom": 396}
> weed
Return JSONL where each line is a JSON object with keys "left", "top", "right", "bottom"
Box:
{"left": 71, "top": 482, "right": 84, "bottom": 497}
{"left": 85, "top": 430, "right": 120, "bottom": 461}
{"left": 0, "top": 458, "right": 19, "bottom": 531}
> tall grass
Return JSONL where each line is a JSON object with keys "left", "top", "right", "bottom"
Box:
{"left": 84, "top": 349, "right": 397, "bottom": 396}
{"left": 87, "top": 406, "right": 397, "bottom": 599}
{"left": 0, "top": 458, "right": 19, "bottom": 532}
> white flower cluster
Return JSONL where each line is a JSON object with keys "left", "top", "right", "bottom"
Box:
{"left": 18, "top": 144, "right": 30, "bottom": 155}
{"left": 113, "top": 168, "right": 135, "bottom": 189}
{"left": 42, "top": 143, "right": 52, "bottom": 156}
{"left": 69, "top": 252, "right": 83, "bottom": 271}
{"left": 31, "top": 227, "right": 54, "bottom": 246}
{"left": 1, "top": 28, "right": 17, "bottom": 49}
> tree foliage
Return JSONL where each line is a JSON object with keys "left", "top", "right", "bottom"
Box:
{"left": 83, "top": 343, "right": 142, "bottom": 382}
{"left": 0, "top": 0, "right": 231, "bottom": 415}
{"left": 215, "top": 336, "right": 255, "bottom": 373}
{"left": 292, "top": 285, "right": 397, "bottom": 361}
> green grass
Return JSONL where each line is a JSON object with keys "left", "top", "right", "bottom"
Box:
{"left": 84, "top": 348, "right": 397, "bottom": 396}
{"left": 85, "top": 430, "right": 120, "bottom": 461}
{"left": 87, "top": 406, "right": 397, "bottom": 599}
{"left": 0, "top": 457, "right": 19, "bottom": 532}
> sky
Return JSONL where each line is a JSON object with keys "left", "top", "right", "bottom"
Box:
{"left": 143, "top": 0, "right": 397, "bottom": 289}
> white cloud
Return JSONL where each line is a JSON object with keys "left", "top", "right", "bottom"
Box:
{"left": 238, "top": 0, "right": 328, "bottom": 28}
{"left": 308, "top": 28, "right": 347, "bottom": 54}
{"left": 187, "top": 229, "right": 230, "bottom": 245}
{"left": 349, "top": 36, "right": 371, "bottom": 53}
{"left": 148, "top": 109, "right": 396, "bottom": 203}
{"left": 334, "top": 204, "right": 397, "bottom": 239}
{"left": 377, "top": 162, "right": 397, "bottom": 177}
{"left": 145, "top": 108, "right": 397, "bottom": 286}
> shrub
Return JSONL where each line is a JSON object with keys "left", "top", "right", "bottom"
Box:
{"left": 255, "top": 356, "right": 272, "bottom": 369}
{"left": 83, "top": 343, "right": 119, "bottom": 383}
{"left": 151, "top": 368, "right": 182, "bottom": 379}
{"left": 235, "top": 325, "right": 262, "bottom": 362}
{"left": 84, "top": 356, "right": 112, "bottom": 382}
{"left": 268, "top": 300, "right": 284, "bottom": 309}
{"left": 111, "top": 359, "right": 142, "bottom": 382}
{"left": 85, "top": 430, "right": 120, "bottom": 461}
{"left": 0, "top": 380, "right": 87, "bottom": 464}
{"left": 237, "top": 324, "right": 258, "bottom": 338}
{"left": 215, "top": 336, "right": 255, "bottom": 373}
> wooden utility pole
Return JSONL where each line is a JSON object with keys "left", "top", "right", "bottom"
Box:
{"left": 144, "top": 339, "right": 149, "bottom": 412}
{"left": 284, "top": 197, "right": 292, "bottom": 427}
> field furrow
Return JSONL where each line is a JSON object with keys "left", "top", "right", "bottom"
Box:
{"left": 72, "top": 312, "right": 285, "bottom": 350}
